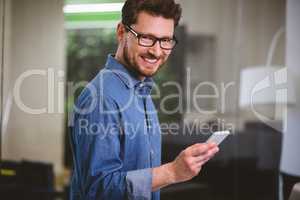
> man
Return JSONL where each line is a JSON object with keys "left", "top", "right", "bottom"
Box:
{"left": 69, "top": 0, "right": 219, "bottom": 199}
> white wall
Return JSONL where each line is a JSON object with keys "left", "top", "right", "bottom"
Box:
{"left": 178, "top": 0, "right": 286, "bottom": 129}
{"left": 2, "top": 0, "right": 65, "bottom": 174}
{"left": 280, "top": 0, "right": 300, "bottom": 176}
{"left": 1, "top": 0, "right": 13, "bottom": 158}
{"left": 0, "top": 0, "right": 2, "bottom": 73}
{"left": 179, "top": 0, "right": 221, "bottom": 35}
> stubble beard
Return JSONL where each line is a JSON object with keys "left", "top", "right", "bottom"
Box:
{"left": 123, "top": 41, "right": 163, "bottom": 79}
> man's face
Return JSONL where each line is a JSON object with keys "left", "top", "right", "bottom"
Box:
{"left": 121, "top": 11, "right": 175, "bottom": 80}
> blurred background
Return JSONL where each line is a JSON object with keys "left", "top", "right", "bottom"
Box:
{"left": 1, "top": 0, "right": 299, "bottom": 200}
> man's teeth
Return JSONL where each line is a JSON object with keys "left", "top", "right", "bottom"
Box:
{"left": 144, "top": 57, "right": 157, "bottom": 64}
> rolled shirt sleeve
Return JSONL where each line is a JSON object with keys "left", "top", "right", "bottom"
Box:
{"left": 70, "top": 86, "right": 153, "bottom": 200}
{"left": 126, "top": 168, "right": 152, "bottom": 200}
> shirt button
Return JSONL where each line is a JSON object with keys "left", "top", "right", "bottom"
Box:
{"left": 151, "top": 149, "right": 154, "bottom": 156}
{"left": 140, "top": 83, "right": 144, "bottom": 87}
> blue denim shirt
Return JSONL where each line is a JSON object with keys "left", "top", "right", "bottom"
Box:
{"left": 69, "top": 55, "right": 161, "bottom": 200}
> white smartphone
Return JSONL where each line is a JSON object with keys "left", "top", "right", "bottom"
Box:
{"left": 206, "top": 130, "right": 230, "bottom": 145}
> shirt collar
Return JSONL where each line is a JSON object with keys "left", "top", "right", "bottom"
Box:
{"left": 104, "top": 54, "right": 154, "bottom": 94}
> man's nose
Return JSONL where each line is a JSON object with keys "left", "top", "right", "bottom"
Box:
{"left": 148, "top": 41, "right": 162, "bottom": 57}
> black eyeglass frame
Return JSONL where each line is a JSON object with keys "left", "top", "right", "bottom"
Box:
{"left": 125, "top": 25, "right": 178, "bottom": 50}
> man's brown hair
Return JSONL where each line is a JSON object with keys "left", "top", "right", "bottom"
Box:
{"left": 121, "top": 0, "right": 182, "bottom": 27}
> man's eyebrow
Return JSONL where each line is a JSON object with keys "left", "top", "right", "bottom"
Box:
{"left": 142, "top": 32, "right": 174, "bottom": 39}
{"left": 130, "top": 25, "right": 174, "bottom": 39}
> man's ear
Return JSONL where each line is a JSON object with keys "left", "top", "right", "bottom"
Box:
{"left": 116, "top": 23, "right": 126, "bottom": 43}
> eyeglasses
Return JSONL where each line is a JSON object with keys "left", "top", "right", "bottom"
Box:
{"left": 125, "top": 25, "right": 178, "bottom": 50}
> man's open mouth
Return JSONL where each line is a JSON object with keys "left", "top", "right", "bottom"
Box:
{"left": 141, "top": 56, "right": 158, "bottom": 64}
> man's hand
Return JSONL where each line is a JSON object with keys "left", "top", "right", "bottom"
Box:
{"left": 152, "top": 142, "right": 219, "bottom": 191}
{"left": 168, "top": 142, "right": 219, "bottom": 183}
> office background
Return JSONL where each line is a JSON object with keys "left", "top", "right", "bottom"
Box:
{"left": 1, "top": 0, "right": 299, "bottom": 199}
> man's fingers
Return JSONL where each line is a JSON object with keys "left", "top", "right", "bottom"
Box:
{"left": 188, "top": 144, "right": 208, "bottom": 156}
{"left": 193, "top": 153, "right": 213, "bottom": 164}
{"left": 189, "top": 143, "right": 217, "bottom": 157}
{"left": 193, "top": 155, "right": 207, "bottom": 163}
{"left": 193, "top": 147, "right": 219, "bottom": 163}
{"left": 195, "top": 156, "right": 212, "bottom": 167}
{"left": 195, "top": 159, "right": 208, "bottom": 168}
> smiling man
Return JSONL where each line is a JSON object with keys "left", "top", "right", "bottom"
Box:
{"left": 116, "top": 11, "right": 174, "bottom": 79}
{"left": 69, "top": 0, "right": 219, "bottom": 200}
